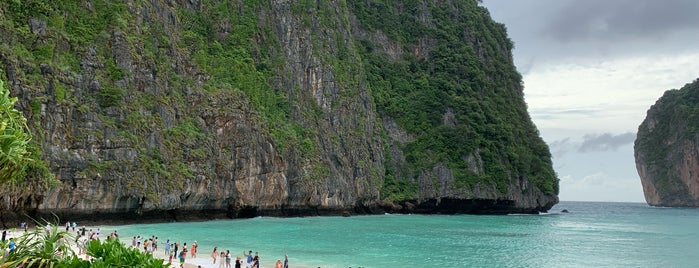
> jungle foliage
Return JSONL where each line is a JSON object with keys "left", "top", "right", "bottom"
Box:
{"left": 0, "top": 0, "right": 557, "bottom": 203}
{"left": 350, "top": 0, "right": 557, "bottom": 199}
{"left": 0, "top": 79, "right": 32, "bottom": 182}
{"left": 635, "top": 78, "right": 699, "bottom": 193}
{"left": 0, "top": 0, "right": 294, "bottom": 195}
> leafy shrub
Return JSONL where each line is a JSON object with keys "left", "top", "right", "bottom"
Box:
{"left": 86, "top": 238, "right": 167, "bottom": 267}
{"left": 98, "top": 85, "right": 124, "bottom": 108}
{"left": 0, "top": 79, "right": 33, "bottom": 182}
{"left": 351, "top": 1, "right": 558, "bottom": 197}
{"left": 0, "top": 221, "right": 166, "bottom": 267}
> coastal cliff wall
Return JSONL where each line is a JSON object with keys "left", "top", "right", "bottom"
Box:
{"left": 0, "top": 0, "right": 557, "bottom": 223}
{"left": 635, "top": 78, "right": 699, "bottom": 207}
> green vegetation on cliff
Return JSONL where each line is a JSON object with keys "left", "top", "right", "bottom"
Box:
{"left": 637, "top": 78, "right": 699, "bottom": 146}
{"left": 635, "top": 78, "right": 699, "bottom": 195}
{"left": 0, "top": 0, "right": 557, "bottom": 213}
{"left": 0, "top": 0, "right": 297, "bottom": 196}
{"left": 350, "top": 1, "right": 557, "bottom": 199}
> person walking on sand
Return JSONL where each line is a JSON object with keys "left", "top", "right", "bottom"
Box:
{"left": 225, "top": 250, "right": 232, "bottom": 268}
{"left": 191, "top": 241, "right": 197, "bottom": 258}
{"left": 178, "top": 249, "right": 186, "bottom": 268}
{"left": 165, "top": 239, "right": 171, "bottom": 255}
{"left": 219, "top": 251, "right": 226, "bottom": 268}
{"left": 8, "top": 238, "right": 16, "bottom": 252}
{"left": 174, "top": 242, "right": 179, "bottom": 258}
{"left": 244, "top": 250, "right": 253, "bottom": 268}
{"left": 212, "top": 247, "right": 218, "bottom": 264}
{"left": 284, "top": 254, "right": 288, "bottom": 268}
{"left": 252, "top": 253, "right": 260, "bottom": 268}
{"left": 235, "top": 256, "right": 242, "bottom": 268}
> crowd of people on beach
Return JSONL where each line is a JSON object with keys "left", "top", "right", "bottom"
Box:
{"left": 2, "top": 221, "right": 92, "bottom": 259}
{"left": 128, "top": 234, "right": 289, "bottom": 268}
{"left": 11, "top": 221, "right": 106, "bottom": 258}
{"left": 4, "top": 221, "right": 291, "bottom": 268}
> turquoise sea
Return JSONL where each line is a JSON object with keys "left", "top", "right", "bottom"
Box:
{"left": 106, "top": 202, "right": 699, "bottom": 268}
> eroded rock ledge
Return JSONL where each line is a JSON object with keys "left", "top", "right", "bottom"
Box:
{"left": 3, "top": 198, "right": 554, "bottom": 227}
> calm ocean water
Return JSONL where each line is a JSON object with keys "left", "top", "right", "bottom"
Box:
{"left": 105, "top": 201, "right": 699, "bottom": 268}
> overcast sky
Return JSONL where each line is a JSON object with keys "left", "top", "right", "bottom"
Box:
{"left": 481, "top": 0, "right": 699, "bottom": 202}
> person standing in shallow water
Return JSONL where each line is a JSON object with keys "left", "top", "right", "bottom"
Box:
{"left": 284, "top": 254, "right": 288, "bottom": 268}
{"left": 212, "top": 247, "right": 218, "bottom": 264}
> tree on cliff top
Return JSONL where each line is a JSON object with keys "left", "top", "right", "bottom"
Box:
{"left": 0, "top": 78, "right": 33, "bottom": 182}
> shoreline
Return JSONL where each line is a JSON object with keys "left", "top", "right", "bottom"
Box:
{"left": 108, "top": 230, "right": 297, "bottom": 268}
{"left": 1, "top": 226, "right": 288, "bottom": 268}
{"left": 123, "top": 239, "right": 294, "bottom": 268}
{"left": 4, "top": 198, "right": 556, "bottom": 227}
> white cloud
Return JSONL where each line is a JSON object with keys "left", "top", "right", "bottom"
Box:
{"left": 525, "top": 52, "right": 699, "bottom": 141}
{"left": 482, "top": 0, "right": 699, "bottom": 203}
{"left": 558, "top": 172, "right": 645, "bottom": 202}
{"left": 552, "top": 143, "right": 645, "bottom": 202}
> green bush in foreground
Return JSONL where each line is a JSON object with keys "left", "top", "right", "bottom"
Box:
{"left": 83, "top": 239, "right": 166, "bottom": 268}
{"left": 0, "top": 224, "right": 166, "bottom": 268}
{"left": 0, "top": 79, "right": 33, "bottom": 182}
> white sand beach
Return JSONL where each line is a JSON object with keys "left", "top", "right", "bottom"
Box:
{"left": 2, "top": 225, "right": 295, "bottom": 268}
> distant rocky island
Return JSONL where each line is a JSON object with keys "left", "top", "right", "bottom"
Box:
{"left": 0, "top": 0, "right": 558, "bottom": 223}
{"left": 635, "top": 78, "right": 699, "bottom": 207}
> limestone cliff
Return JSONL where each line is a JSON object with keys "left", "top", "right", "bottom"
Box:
{"left": 0, "top": 0, "right": 557, "bottom": 223}
{"left": 635, "top": 78, "right": 699, "bottom": 207}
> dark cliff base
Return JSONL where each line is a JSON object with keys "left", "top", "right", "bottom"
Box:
{"left": 380, "top": 198, "right": 552, "bottom": 215}
{"left": 0, "top": 198, "right": 552, "bottom": 227}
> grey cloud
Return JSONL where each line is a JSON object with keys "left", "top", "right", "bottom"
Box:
{"left": 548, "top": 137, "right": 574, "bottom": 157}
{"left": 547, "top": 0, "right": 699, "bottom": 43}
{"left": 530, "top": 108, "right": 602, "bottom": 120}
{"left": 482, "top": 0, "right": 699, "bottom": 70}
{"left": 517, "top": 56, "right": 535, "bottom": 75}
{"left": 578, "top": 132, "right": 636, "bottom": 153}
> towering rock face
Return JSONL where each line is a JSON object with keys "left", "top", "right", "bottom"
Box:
{"left": 635, "top": 78, "right": 699, "bottom": 207}
{"left": 0, "top": 0, "right": 557, "bottom": 222}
